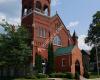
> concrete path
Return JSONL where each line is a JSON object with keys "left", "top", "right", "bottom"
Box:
{"left": 80, "top": 76, "right": 100, "bottom": 80}
{"left": 48, "top": 78, "right": 75, "bottom": 80}
{"left": 48, "top": 78, "right": 63, "bottom": 80}
{"left": 48, "top": 77, "right": 100, "bottom": 80}
{"left": 88, "top": 78, "right": 100, "bottom": 80}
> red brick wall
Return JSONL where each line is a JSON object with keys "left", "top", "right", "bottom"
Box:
{"left": 55, "top": 55, "right": 71, "bottom": 72}
{"left": 21, "top": 0, "right": 84, "bottom": 75}
{"left": 71, "top": 46, "right": 84, "bottom": 76}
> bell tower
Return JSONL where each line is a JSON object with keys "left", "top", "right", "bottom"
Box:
{"left": 21, "top": 0, "right": 51, "bottom": 26}
{"left": 34, "top": 0, "right": 51, "bottom": 16}
{"left": 21, "top": 0, "right": 51, "bottom": 66}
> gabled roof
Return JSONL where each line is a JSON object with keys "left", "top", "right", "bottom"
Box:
{"left": 51, "top": 13, "right": 69, "bottom": 32}
{"left": 55, "top": 45, "right": 74, "bottom": 56}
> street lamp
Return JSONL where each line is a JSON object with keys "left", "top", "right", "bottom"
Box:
{"left": 95, "top": 37, "right": 100, "bottom": 77}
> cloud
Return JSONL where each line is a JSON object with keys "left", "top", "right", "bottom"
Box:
{"left": 0, "top": 0, "right": 21, "bottom": 18}
{"left": 8, "top": 17, "right": 21, "bottom": 25}
{"left": 51, "top": 0, "right": 60, "bottom": 6}
{"left": 0, "top": 12, "right": 20, "bottom": 33}
{"left": 0, "top": 12, "right": 20, "bottom": 25}
{"left": 0, "top": 0, "right": 21, "bottom": 33}
{"left": 78, "top": 35, "right": 92, "bottom": 50}
{"left": 0, "top": 13, "right": 6, "bottom": 24}
{"left": 67, "top": 21, "right": 79, "bottom": 28}
{"left": 0, "top": 0, "right": 14, "bottom": 4}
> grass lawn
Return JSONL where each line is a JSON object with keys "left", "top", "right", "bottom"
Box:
{"left": 14, "top": 78, "right": 74, "bottom": 80}
{"left": 89, "top": 75, "right": 100, "bottom": 79}
{"left": 89, "top": 72, "right": 100, "bottom": 79}
{"left": 14, "top": 78, "right": 48, "bottom": 80}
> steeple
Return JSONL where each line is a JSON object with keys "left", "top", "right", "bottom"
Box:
{"left": 72, "top": 30, "right": 78, "bottom": 39}
{"left": 72, "top": 30, "right": 78, "bottom": 45}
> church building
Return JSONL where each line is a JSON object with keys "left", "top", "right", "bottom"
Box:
{"left": 21, "top": 0, "right": 84, "bottom": 75}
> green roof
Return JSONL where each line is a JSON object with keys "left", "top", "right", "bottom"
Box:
{"left": 55, "top": 45, "right": 74, "bottom": 56}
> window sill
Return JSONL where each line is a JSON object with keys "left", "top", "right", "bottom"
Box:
{"left": 53, "top": 44, "right": 62, "bottom": 47}
{"left": 38, "top": 36, "right": 46, "bottom": 39}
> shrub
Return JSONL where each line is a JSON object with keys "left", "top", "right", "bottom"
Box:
{"left": 25, "top": 73, "right": 48, "bottom": 79}
{"left": 49, "top": 72, "right": 74, "bottom": 79}
{"left": 25, "top": 75, "right": 37, "bottom": 79}
{"left": 49, "top": 73, "right": 66, "bottom": 78}
{"left": 35, "top": 74, "right": 48, "bottom": 78}
{"left": 65, "top": 72, "right": 74, "bottom": 79}
{"left": 83, "top": 72, "right": 90, "bottom": 78}
{"left": 75, "top": 72, "right": 80, "bottom": 79}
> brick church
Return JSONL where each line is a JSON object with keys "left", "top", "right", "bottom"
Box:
{"left": 21, "top": 0, "right": 84, "bottom": 75}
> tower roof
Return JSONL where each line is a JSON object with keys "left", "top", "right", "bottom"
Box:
{"left": 72, "top": 30, "right": 78, "bottom": 39}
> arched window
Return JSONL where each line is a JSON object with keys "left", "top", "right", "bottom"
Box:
{"left": 36, "top": 1, "right": 42, "bottom": 11}
{"left": 53, "top": 36, "right": 61, "bottom": 45}
{"left": 23, "top": 8, "right": 28, "bottom": 16}
{"left": 43, "top": 5, "right": 49, "bottom": 16}
{"left": 38, "top": 27, "right": 46, "bottom": 38}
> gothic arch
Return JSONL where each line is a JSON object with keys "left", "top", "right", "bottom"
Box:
{"left": 36, "top": 1, "right": 42, "bottom": 10}
{"left": 43, "top": 4, "right": 49, "bottom": 16}
{"left": 53, "top": 35, "right": 62, "bottom": 45}
{"left": 22, "top": 6, "right": 28, "bottom": 16}
{"left": 75, "top": 60, "right": 80, "bottom": 75}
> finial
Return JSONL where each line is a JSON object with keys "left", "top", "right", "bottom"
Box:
{"left": 56, "top": 11, "right": 58, "bottom": 14}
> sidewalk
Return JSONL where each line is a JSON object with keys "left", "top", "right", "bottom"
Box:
{"left": 80, "top": 76, "right": 100, "bottom": 80}
{"left": 88, "top": 78, "right": 100, "bottom": 80}
{"left": 48, "top": 78, "right": 63, "bottom": 80}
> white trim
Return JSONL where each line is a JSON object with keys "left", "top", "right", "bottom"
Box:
{"left": 61, "top": 58, "right": 66, "bottom": 67}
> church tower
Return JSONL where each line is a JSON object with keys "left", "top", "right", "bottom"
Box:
{"left": 21, "top": 0, "right": 51, "bottom": 26}
{"left": 21, "top": 0, "right": 51, "bottom": 66}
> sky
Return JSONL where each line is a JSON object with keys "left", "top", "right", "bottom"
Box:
{"left": 0, "top": 0, "right": 100, "bottom": 50}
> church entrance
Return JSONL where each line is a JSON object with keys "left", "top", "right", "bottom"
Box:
{"left": 75, "top": 60, "right": 80, "bottom": 79}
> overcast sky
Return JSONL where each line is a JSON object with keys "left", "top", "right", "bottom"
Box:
{"left": 0, "top": 0, "right": 100, "bottom": 50}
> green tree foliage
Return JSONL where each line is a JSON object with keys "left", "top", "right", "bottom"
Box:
{"left": 35, "top": 53, "right": 42, "bottom": 73}
{"left": 0, "top": 22, "right": 32, "bottom": 68}
{"left": 90, "top": 47, "right": 96, "bottom": 62}
{"left": 47, "top": 43, "right": 54, "bottom": 74}
{"left": 85, "top": 11, "right": 100, "bottom": 46}
{"left": 85, "top": 11, "right": 100, "bottom": 69}
{"left": 81, "top": 50, "right": 90, "bottom": 78}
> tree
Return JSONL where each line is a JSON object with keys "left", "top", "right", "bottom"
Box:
{"left": 35, "top": 53, "right": 42, "bottom": 73}
{"left": 85, "top": 11, "right": 100, "bottom": 73}
{"left": 81, "top": 50, "right": 90, "bottom": 78}
{"left": 47, "top": 43, "right": 54, "bottom": 74}
{"left": 85, "top": 11, "right": 100, "bottom": 46}
{"left": 0, "top": 22, "right": 32, "bottom": 76}
{"left": 90, "top": 47, "right": 96, "bottom": 63}
{"left": 90, "top": 47, "right": 97, "bottom": 72}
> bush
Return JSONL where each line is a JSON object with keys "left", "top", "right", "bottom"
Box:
{"left": 49, "top": 72, "right": 74, "bottom": 79}
{"left": 25, "top": 75, "right": 37, "bottom": 79}
{"left": 25, "top": 74, "right": 47, "bottom": 79}
{"left": 49, "top": 73, "right": 66, "bottom": 78}
{"left": 75, "top": 72, "right": 80, "bottom": 79}
{"left": 83, "top": 72, "right": 90, "bottom": 78}
{"left": 35, "top": 74, "right": 48, "bottom": 78}
{"left": 65, "top": 72, "right": 74, "bottom": 79}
